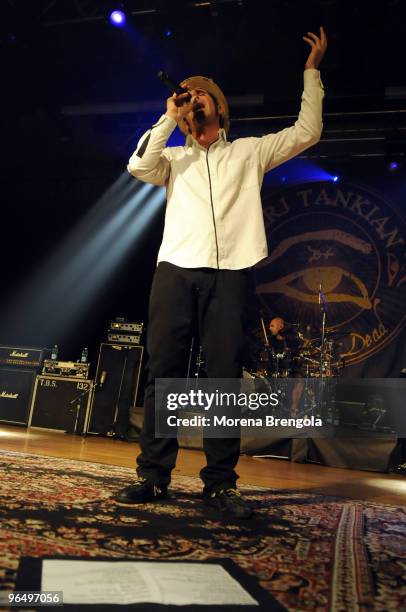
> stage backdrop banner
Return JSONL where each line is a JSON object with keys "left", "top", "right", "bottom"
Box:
{"left": 256, "top": 180, "right": 406, "bottom": 377}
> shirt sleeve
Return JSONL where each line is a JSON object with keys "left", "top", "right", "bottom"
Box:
{"left": 127, "top": 114, "right": 177, "bottom": 186}
{"left": 257, "top": 69, "right": 325, "bottom": 173}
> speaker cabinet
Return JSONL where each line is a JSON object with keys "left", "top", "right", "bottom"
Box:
{"left": 88, "top": 343, "right": 144, "bottom": 436}
{"left": 29, "top": 375, "right": 93, "bottom": 434}
{"left": 0, "top": 368, "right": 36, "bottom": 425}
{"left": 307, "top": 438, "right": 399, "bottom": 472}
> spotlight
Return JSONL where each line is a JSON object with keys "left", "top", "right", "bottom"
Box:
{"left": 388, "top": 160, "right": 399, "bottom": 172}
{"left": 109, "top": 10, "right": 126, "bottom": 27}
{"left": 165, "top": 29, "right": 172, "bottom": 37}
{"left": 385, "top": 130, "right": 403, "bottom": 173}
{"left": 332, "top": 175, "right": 339, "bottom": 182}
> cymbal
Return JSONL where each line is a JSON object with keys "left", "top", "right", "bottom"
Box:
{"left": 298, "top": 336, "right": 320, "bottom": 344}
{"left": 307, "top": 332, "right": 347, "bottom": 342}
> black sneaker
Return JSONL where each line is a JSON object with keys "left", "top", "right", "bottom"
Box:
{"left": 390, "top": 462, "right": 406, "bottom": 475}
{"left": 204, "top": 488, "right": 253, "bottom": 519}
{"left": 113, "top": 477, "right": 168, "bottom": 505}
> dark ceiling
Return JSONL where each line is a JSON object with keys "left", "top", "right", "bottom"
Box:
{"left": 1, "top": 0, "right": 405, "bottom": 170}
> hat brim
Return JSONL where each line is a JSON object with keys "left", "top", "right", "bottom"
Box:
{"left": 178, "top": 75, "right": 230, "bottom": 136}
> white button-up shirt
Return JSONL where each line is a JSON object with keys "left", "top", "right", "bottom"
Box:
{"left": 128, "top": 69, "right": 324, "bottom": 270}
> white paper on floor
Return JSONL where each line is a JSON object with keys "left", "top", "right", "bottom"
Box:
{"left": 41, "top": 560, "right": 259, "bottom": 606}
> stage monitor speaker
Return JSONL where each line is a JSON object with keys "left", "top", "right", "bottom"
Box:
{"left": 28, "top": 375, "right": 93, "bottom": 434}
{"left": 88, "top": 343, "right": 144, "bottom": 436}
{"left": 0, "top": 367, "right": 36, "bottom": 425}
{"left": 307, "top": 437, "right": 399, "bottom": 472}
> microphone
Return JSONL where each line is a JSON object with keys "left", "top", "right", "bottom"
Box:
{"left": 157, "top": 70, "right": 191, "bottom": 103}
{"left": 99, "top": 371, "right": 107, "bottom": 387}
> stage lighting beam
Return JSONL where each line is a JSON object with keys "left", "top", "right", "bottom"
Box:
{"left": 0, "top": 175, "right": 165, "bottom": 344}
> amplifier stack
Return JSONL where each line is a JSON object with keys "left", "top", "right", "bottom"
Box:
{"left": 107, "top": 318, "right": 144, "bottom": 345}
{"left": 0, "top": 321, "right": 145, "bottom": 437}
{"left": 0, "top": 345, "right": 50, "bottom": 426}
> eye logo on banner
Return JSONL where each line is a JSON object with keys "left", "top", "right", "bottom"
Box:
{"left": 256, "top": 181, "right": 406, "bottom": 366}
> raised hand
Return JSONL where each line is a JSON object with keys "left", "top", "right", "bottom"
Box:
{"left": 166, "top": 92, "right": 193, "bottom": 122}
{"left": 303, "top": 26, "right": 327, "bottom": 70}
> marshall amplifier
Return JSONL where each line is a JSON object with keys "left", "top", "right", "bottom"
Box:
{"left": 0, "top": 345, "right": 49, "bottom": 370}
{"left": 29, "top": 375, "right": 93, "bottom": 434}
{"left": 0, "top": 368, "right": 37, "bottom": 425}
{"left": 88, "top": 343, "right": 144, "bottom": 436}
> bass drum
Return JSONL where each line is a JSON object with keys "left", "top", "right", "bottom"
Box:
{"left": 269, "top": 349, "right": 292, "bottom": 377}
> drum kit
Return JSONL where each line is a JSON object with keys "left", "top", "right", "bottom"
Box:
{"left": 188, "top": 324, "right": 346, "bottom": 381}
{"left": 247, "top": 323, "right": 345, "bottom": 380}
{"left": 188, "top": 280, "right": 346, "bottom": 385}
{"left": 248, "top": 284, "right": 345, "bottom": 380}
{"left": 241, "top": 320, "right": 344, "bottom": 422}
{"left": 186, "top": 315, "right": 345, "bottom": 421}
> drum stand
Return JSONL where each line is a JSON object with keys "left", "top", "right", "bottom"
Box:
{"left": 303, "top": 365, "right": 317, "bottom": 416}
{"left": 318, "top": 283, "right": 328, "bottom": 379}
{"left": 317, "top": 284, "right": 337, "bottom": 425}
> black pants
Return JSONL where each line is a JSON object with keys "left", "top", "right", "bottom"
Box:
{"left": 137, "top": 261, "right": 252, "bottom": 493}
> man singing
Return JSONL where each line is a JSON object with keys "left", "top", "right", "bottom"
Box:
{"left": 114, "top": 27, "right": 327, "bottom": 518}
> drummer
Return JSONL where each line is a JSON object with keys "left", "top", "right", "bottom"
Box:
{"left": 268, "top": 317, "right": 286, "bottom": 343}
{"left": 268, "top": 317, "right": 295, "bottom": 354}
{"left": 267, "top": 317, "right": 291, "bottom": 375}
{"left": 268, "top": 316, "right": 304, "bottom": 416}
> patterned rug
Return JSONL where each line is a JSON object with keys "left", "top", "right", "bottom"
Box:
{"left": 0, "top": 450, "right": 405, "bottom": 611}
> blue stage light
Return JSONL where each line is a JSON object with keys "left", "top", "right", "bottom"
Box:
{"left": 109, "top": 10, "right": 126, "bottom": 27}
{"left": 332, "top": 175, "right": 339, "bottom": 182}
{"left": 165, "top": 29, "right": 172, "bottom": 37}
{"left": 389, "top": 161, "right": 399, "bottom": 172}
{"left": 263, "top": 158, "right": 332, "bottom": 187}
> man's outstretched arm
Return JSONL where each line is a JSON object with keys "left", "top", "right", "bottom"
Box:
{"left": 257, "top": 27, "right": 328, "bottom": 172}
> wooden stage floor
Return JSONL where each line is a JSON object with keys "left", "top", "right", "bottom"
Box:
{"left": 1, "top": 424, "right": 405, "bottom": 505}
